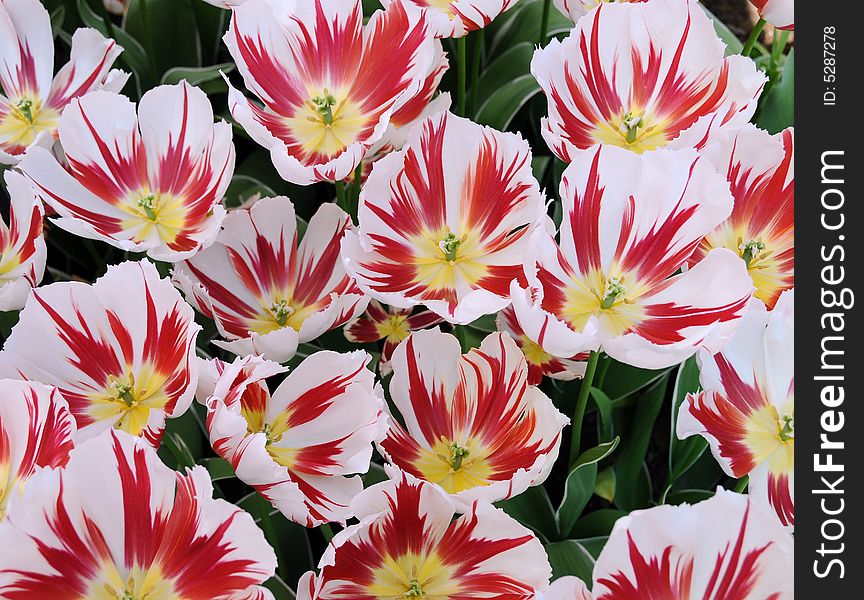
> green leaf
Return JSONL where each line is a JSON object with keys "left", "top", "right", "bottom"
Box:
{"left": 575, "top": 536, "right": 609, "bottom": 560}
{"left": 545, "top": 541, "right": 595, "bottom": 583}
{"left": 700, "top": 5, "right": 743, "bottom": 55}
{"left": 557, "top": 463, "right": 597, "bottom": 538}
{"left": 161, "top": 63, "right": 235, "bottom": 86}
{"left": 590, "top": 388, "right": 614, "bottom": 442}
{"left": 469, "top": 42, "right": 533, "bottom": 101}
{"left": 474, "top": 74, "right": 540, "bottom": 131}
{"left": 497, "top": 486, "right": 558, "bottom": 542}
{"left": 600, "top": 360, "right": 671, "bottom": 402}
{"left": 573, "top": 436, "right": 619, "bottom": 470}
{"left": 756, "top": 50, "right": 794, "bottom": 134}
{"left": 124, "top": 0, "right": 202, "bottom": 74}
{"left": 615, "top": 378, "right": 668, "bottom": 511}
{"left": 466, "top": 313, "right": 498, "bottom": 333}
{"left": 594, "top": 466, "right": 616, "bottom": 502}
{"left": 199, "top": 457, "right": 236, "bottom": 481}
{"left": 668, "top": 357, "right": 707, "bottom": 481}
{"left": 489, "top": 0, "right": 571, "bottom": 55}
{"left": 50, "top": 5, "right": 65, "bottom": 39}
{"left": 572, "top": 508, "right": 627, "bottom": 538}
{"left": 263, "top": 575, "right": 296, "bottom": 600}
{"left": 224, "top": 175, "right": 279, "bottom": 208}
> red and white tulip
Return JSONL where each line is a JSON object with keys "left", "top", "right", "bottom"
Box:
{"left": 173, "top": 196, "right": 368, "bottom": 363}
{"left": 0, "top": 260, "right": 200, "bottom": 448}
{"left": 540, "top": 576, "right": 593, "bottom": 600}
{"left": 201, "top": 351, "right": 384, "bottom": 526}
{"left": 532, "top": 0, "right": 766, "bottom": 161}
{"left": 342, "top": 111, "right": 546, "bottom": 324}
{"left": 511, "top": 144, "right": 753, "bottom": 369}
{"left": 383, "top": 0, "right": 521, "bottom": 38}
{"left": 0, "top": 430, "right": 277, "bottom": 599}
{"left": 0, "top": 380, "right": 74, "bottom": 521}
{"left": 694, "top": 125, "right": 793, "bottom": 309}
{"left": 344, "top": 300, "right": 443, "bottom": 375}
{"left": 678, "top": 290, "right": 794, "bottom": 527}
{"left": 0, "top": 171, "right": 45, "bottom": 311}
{"left": 297, "top": 470, "right": 552, "bottom": 599}
{"left": 751, "top": 0, "right": 793, "bottom": 30}
{"left": 497, "top": 305, "right": 587, "bottom": 385}
{"left": 19, "top": 81, "right": 233, "bottom": 262}
{"left": 379, "top": 329, "right": 568, "bottom": 508}
{"left": 591, "top": 490, "right": 793, "bottom": 599}
{"left": 224, "top": 0, "right": 436, "bottom": 184}
{"left": 553, "top": 0, "right": 645, "bottom": 23}
{"left": 0, "top": 0, "right": 127, "bottom": 163}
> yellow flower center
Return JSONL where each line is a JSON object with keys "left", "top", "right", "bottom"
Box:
{"left": 561, "top": 270, "right": 646, "bottom": 337}
{"left": 90, "top": 563, "right": 177, "bottom": 600}
{"left": 594, "top": 108, "right": 668, "bottom": 153}
{"left": 380, "top": 314, "right": 411, "bottom": 342}
{"left": 288, "top": 88, "right": 367, "bottom": 159}
{"left": 0, "top": 95, "right": 60, "bottom": 149}
{"left": 91, "top": 368, "right": 171, "bottom": 437}
{"left": 413, "top": 437, "right": 493, "bottom": 494}
{"left": 119, "top": 190, "right": 190, "bottom": 245}
{"left": 368, "top": 554, "right": 460, "bottom": 599}
{"left": 251, "top": 297, "right": 320, "bottom": 335}
{"left": 412, "top": 228, "right": 488, "bottom": 292}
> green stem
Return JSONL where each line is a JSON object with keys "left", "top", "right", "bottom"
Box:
{"left": 255, "top": 495, "right": 288, "bottom": 580}
{"left": 569, "top": 350, "right": 601, "bottom": 464}
{"left": 741, "top": 18, "right": 766, "bottom": 57}
{"left": 734, "top": 475, "right": 749, "bottom": 493}
{"left": 335, "top": 180, "right": 348, "bottom": 212}
{"left": 469, "top": 30, "right": 484, "bottom": 116}
{"left": 349, "top": 161, "right": 363, "bottom": 221}
{"left": 769, "top": 29, "right": 789, "bottom": 80}
{"left": 320, "top": 523, "right": 335, "bottom": 543}
{"left": 456, "top": 37, "right": 467, "bottom": 116}
{"left": 539, "top": 0, "right": 552, "bottom": 45}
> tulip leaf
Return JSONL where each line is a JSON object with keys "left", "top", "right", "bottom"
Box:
{"left": 590, "top": 388, "right": 614, "bottom": 442}
{"left": 50, "top": 5, "right": 65, "bottom": 39}
{"left": 474, "top": 74, "right": 541, "bottom": 131}
{"left": 600, "top": 360, "right": 671, "bottom": 403}
{"left": 668, "top": 357, "right": 708, "bottom": 481}
{"left": 573, "top": 436, "right": 620, "bottom": 470}
{"left": 557, "top": 463, "right": 597, "bottom": 538}
{"left": 199, "top": 457, "right": 236, "bottom": 482}
{"left": 124, "top": 0, "right": 202, "bottom": 74}
{"left": 545, "top": 540, "right": 595, "bottom": 583}
{"left": 756, "top": 50, "right": 794, "bottom": 134}
{"left": 595, "top": 466, "right": 616, "bottom": 503}
{"left": 161, "top": 63, "right": 235, "bottom": 86}
{"left": 572, "top": 508, "right": 628, "bottom": 538}
{"left": 497, "top": 485, "right": 558, "bottom": 542}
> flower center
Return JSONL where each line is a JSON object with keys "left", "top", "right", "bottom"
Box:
{"left": 448, "top": 442, "right": 470, "bottom": 472}
{"left": 14, "top": 98, "right": 35, "bottom": 123}
{"left": 739, "top": 238, "right": 766, "bottom": 268}
{"left": 778, "top": 414, "right": 794, "bottom": 442}
{"left": 601, "top": 277, "right": 627, "bottom": 309}
{"left": 137, "top": 193, "right": 159, "bottom": 222}
{"left": 438, "top": 232, "right": 464, "bottom": 263}
{"left": 308, "top": 91, "right": 338, "bottom": 126}
{"left": 269, "top": 299, "right": 295, "bottom": 327}
{"left": 262, "top": 422, "right": 284, "bottom": 445}
{"left": 109, "top": 374, "right": 139, "bottom": 408}
{"left": 403, "top": 579, "right": 425, "bottom": 597}
{"left": 619, "top": 111, "right": 644, "bottom": 144}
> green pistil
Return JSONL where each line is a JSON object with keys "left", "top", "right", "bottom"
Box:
{"left": 262, "top": 422, "right": 282, "bottom": 445}
{"left": 15, "top": 98, "right": 34, "bottom": 123}
{"left": 439, "top": 232, "right": 462, "bottom": 262}
{"left": 739, "top": 239, "right": 766, "bottom": 267}
{"left": 449, "top": 442, "right": 470, "bottom": 471}
{"left": 311, "top": 91, "right": 337, "bottom": 125}
{"left": 137, "top": 194, "right": 158, "bottom": 221}
{"left": 270, "top": 300, "right": 293, "bottom": 327}
{"left": 404, "top": 579, "right": 424, "bottom": 597}
{"left": 111, "top": 379, "right": 136, "bottom": 407}
{"left": 779, "top": 415, "right": 794, "bottom": 441}
{"left": 621, "top": 111, "right": 643, "bottom": 144}
{"left": 601, "top": 278, "right": 626, "bottom": 309}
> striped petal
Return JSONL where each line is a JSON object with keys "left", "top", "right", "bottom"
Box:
{"left": 512, "top": 144, "right": 752, "bottom": 369}
{"left": 0, "top": 380, "right": 74, "bottom": 521}
{"left": 592, "top": 490, "right": 792, "bottom": 599}
{"left": 751, "top": 0, "right": 793, "bottom": 29}
{"left": 19, "top": 82, "right": 233, "bottom": 261}
{"left": 0, "top": 430, "right": 276, "bottom": 599}
{"left": 678, "top": 290, "right": 794, "bottom": 527}
{"left": 224, "top": 0, "right": 436, "bottom": 184}
{"left": 298, "top": 470, "right": 551, "bottom": 599}
{"left": 379, "top": 329, "right": 568, "bottom": 508}
{"left": 532, "top": 0, "right": 765, "bottom": 160}
{"left": 174, "top": 196, "right": 367, "bottom": 363}
{"left": 540, "top": 576, "right": 593, "bottom": 600}
{"left": 383, "top": 0, "right": 521, "bottom": 38}
{"left": 203, "top": 351, "right": 385, "bottom": 526}
{"left": 0, "top": 170, "right": 45, "bottom": 311}
{"left": 342, "top": 111, "right": 546, "bottom": 324}
{"left": 694, "top": 125, "right": 793, "bottom": 309}
{"left": 0, "top": 260, "right": 200, "bottom": 448}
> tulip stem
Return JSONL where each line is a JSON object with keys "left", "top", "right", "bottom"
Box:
{"left": 320, "top": 523, "right": 335, "bottom": 543}
{"left": 469, "top": 30, "right": 484, "bottom": 116}
{"left": 741, "top": 18, "right": 766, "bottom": 57}
{"left": 456, "top": 37, "right": 467, "bottom": 116}
{"left": 539, "top": 0, "right": 552, "bottom": 45}
{"left": 570, "top": 350, "right": 601, "bottom": 464}
{"left": 734, "top": 475, "right": 750, "bottom": 493}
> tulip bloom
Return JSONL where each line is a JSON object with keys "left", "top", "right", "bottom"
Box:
{"left": 751, "top": 0, "right": 793, "bottom": 30}
{"left": 0, "top": 430, "right": 276, "bottom": 599}
{"left": 343, "top": 300, "right": 442, "bottom": 375}
{"left": 512, "top": 144, "right": 753, "bottom": 369}
{"left": 0, "top": 380, "right": 74, "bottom": 521}
{"left": 379, "top": 329, "right": 568, "bottom": 508}
{"left": 296, "top": 471, "right": 552, "bottom": 599}
{"left": 553, "top": 0, "right": 646, "bottom": 23}
{"left": 202, "top": 351, "right": 384, "bottom": 526}
{"left": 382, "top": 0, "right": 521, "bottom": 38}
{"left": 497, "top": 305, "right": 587, "bottom": 385}
{"left": 694, "top": 125, "right": 793, "bottom": 309}
{"left": 342, "top": 111, "right": 546, "bottom": 324}
{"left": 591, "top": 490, "right": 792, "bottom": 599}
{"left": 174, "top": 196, "right": 368, "bottom": 363}
{"left": 0, "top": 171, "right": 45, "bottom": 311}
{"left": 678, "top": 291, "right": 794, "bottom": 527}
{"left": 540, "top": 577, "right": 593, "bottom": 600}
{"left": 19, "top": 82, "right": 233, "bottom": 262}
{"left": 0, "top": 261, "right": 200, "bottom": 447}
{"left": 224, "top": 0, "right": 436, "bottom": 184}
{"left": 532, "top": 0, "right": 766, "bottom": 161}
{"left": 0, "top": 0, "right": 127, "bottom": 163}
